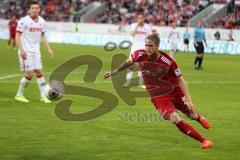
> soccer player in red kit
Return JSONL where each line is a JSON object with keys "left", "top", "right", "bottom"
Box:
{"left": 104, "top": 34, "right": 213, "bottom": 149}
{"left": 8, "top": 15, "right": 17, "bottom": 48}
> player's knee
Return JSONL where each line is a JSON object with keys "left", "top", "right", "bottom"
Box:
{"left": 25, "top": 71, "right": 33, "bottom": 79}
{"left": 169, "top": 112, "right": 182, "bottom": 124}
{"left": 34, "top": 70, "right": 44, "bottom": 77}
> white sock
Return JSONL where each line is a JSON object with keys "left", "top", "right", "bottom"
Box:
{"left": 126, "top": 70, "right": 134, "bottom": 84}
{"left": 16, "top": 76, "right": 30, "bottom": 96}
{"left": 138, "top": 71, "right": 144, "bottom": 85}
{"left": 37, "top": 76, "right": 46, "bottom": 97}
{"left": 170, "top": 50, "right": 175, "bottom": 58}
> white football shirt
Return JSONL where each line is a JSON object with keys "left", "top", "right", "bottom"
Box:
{"left": 169, "top": 27, "right": 179, "bottom": 43}
{"left": 130, "top": 23, "right": 152, "bottom": 53}
{"left": 16, "top": 15, "right": 46, "bottom": 54}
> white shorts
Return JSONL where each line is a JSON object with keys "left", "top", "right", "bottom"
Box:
{"left": 18, "top": 53, "right": 42, "bottom": 71}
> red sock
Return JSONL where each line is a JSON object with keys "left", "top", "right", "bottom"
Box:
{"left": 176, "top": 120, "right": 205, "bottom": 143}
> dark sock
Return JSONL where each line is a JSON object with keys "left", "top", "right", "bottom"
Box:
{"left": 198, "top": 57, "right": 203, "bottom": 69}
{"left": 194, "top": 57, "right": 199, "bottom": 65}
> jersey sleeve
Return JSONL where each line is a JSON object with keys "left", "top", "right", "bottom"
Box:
{"left": 171, "top": 60, "right": 182, "bottom": 78}
{"left": 131, "top": 50, "right": 145, "bottom": 62}
{"left": 16, "top": 18, "right": 25, "bottom": 33}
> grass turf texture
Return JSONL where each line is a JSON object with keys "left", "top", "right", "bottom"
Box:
{"left": 0, "top": 40, "right": 240, "bottom": 160}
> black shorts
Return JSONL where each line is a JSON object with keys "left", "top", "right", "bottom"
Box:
{"left": 184, "top": 39, "right": 189, "bottom": 45}
{"left": 194, "top": 42, "right": 204, "bottom": 54}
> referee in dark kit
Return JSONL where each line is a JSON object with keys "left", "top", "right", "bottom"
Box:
{"left": 193, "top": 20, "right": 207, "bottom": 70}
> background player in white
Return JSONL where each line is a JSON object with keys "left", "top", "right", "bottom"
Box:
{"left": 123, "top": 11, "right": 152, "bottom": 88}
{"left": 15, "top": 0, "right": 54, "bottom": 103}
{"left": 168, "top": 21, "right": 180, "bottom": 58}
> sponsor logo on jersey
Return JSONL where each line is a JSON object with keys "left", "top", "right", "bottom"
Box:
{"left": 161, "top": 56, "right": 171, "bottom": 65}
{"left": 29, "top": 27, "right": 42, "bottom": 32}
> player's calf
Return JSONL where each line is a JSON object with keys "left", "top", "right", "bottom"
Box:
{"left": 168, "top": 112, "right": 213, "bottom": 148}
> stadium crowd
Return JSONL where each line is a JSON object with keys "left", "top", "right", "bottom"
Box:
{"left": 1, "top": 0, "right": 239, "bottom": 29}
{"left": 1, "top": 0, "right": 91, "bottom": 22}
{"left": 209, "top": 3, "right": 240, "bottom": 29}
{"left": 96, "top": 0, "right": 211, "bottom": 26}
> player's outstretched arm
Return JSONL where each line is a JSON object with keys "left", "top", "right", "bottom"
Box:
{"left": 41, "top": 32, "right": 54, "bottom": 58}
{"left": 104, "top": 59, "right": 134, "bottom": 79}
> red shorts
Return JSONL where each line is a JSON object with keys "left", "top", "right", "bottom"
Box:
{"left": 151, "top": 89, "right": 191, "bottom": 119}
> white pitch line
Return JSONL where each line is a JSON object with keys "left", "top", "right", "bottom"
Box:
{"left": 0, "top": 74, "right": 22, "bottom": 80}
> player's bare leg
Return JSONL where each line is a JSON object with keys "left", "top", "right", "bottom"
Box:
{"left": 187, "top": 44, "right": 189, "bottom": 53}
{"left": 184, "top": 44, "right": 189, "bottom": 53}
{"left": 13, "top": 39, "right": 16, "bottom": 49}
{"left": 168, "top": 112, "right": 213, "bottom": 149}
{"left": 15, "top": 71, "right": 33, "bottom": 102}
{"left": 7, "top": 38, "right": 13, "bottom": 48}
{"left": 7, "top": 39, "right": 11, "bottom": 47}
{"left": 35, "top": 69, "right": 51, "bottom": 103}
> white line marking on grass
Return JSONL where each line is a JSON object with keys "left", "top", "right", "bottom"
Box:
{"left": 0, "top": 74, "right": 22, "bottom": 80}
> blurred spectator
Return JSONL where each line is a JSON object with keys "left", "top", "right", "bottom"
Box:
{"left": 0, "top": 0, "right": 91, "bottom": 22}
{"left": 2, "top": 0, "right": 238, "bottom": 29}
{"left": 96, "top": 0, "right": 211, "bottom": 26}
{"left": 209, "top": 1, "right": 240, "bottom": 29}
{"left": 214, "top": 31, "right": 221, "bottom": 40}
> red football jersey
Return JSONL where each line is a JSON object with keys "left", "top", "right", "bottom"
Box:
{"left": 132, "top": 49, "right": 182, "bottom": 100}
{"left": 8, "top": 20, "right": 17, "bottom": 33}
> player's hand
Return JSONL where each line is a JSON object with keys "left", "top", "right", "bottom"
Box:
{"left": 183, "top": 97, "right": 198, "bottom": 117}
{"left": 188, "top": 103, "right": 199, "bottom": 118}
{"left": 104, "top": 71, "right": 112, "bottom": 79}
{"left": 20, "top": 49, "right": 27, "bottom": 60}
{"left": 48, "top": 49, "right": 54, "bottom": 58}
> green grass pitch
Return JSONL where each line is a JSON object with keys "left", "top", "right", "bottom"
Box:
{"left": 0, "top": 39, "right": 240, "bottom": 160}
